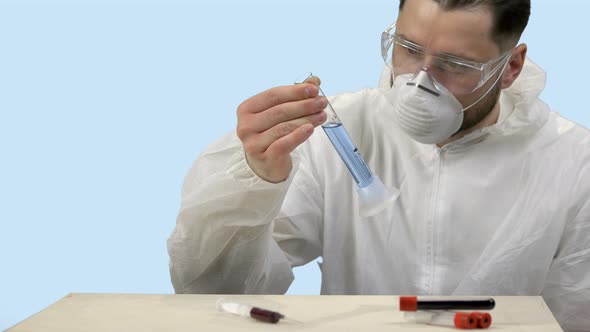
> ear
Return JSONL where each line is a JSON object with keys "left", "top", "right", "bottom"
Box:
{"left": 501, "top": 43, "right": 527, "bottom": 89}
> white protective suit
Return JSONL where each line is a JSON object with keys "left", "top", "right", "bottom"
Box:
{"left": 168, "top": 59, "right": 590, "bottom": 332}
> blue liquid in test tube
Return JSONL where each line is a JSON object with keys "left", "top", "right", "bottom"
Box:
{"left": 295, "top": 73, "right": 399, "bottom": 217}
{"left": 322, "top": 123, "right": 374, "bottom": 188}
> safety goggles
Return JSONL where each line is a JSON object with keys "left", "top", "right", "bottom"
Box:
{"left": 381, "top": 22, "right": 511, "bottom": 95}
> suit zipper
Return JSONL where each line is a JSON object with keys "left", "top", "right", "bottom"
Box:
{"left": 424, "top": 146, "right": 446, "bottom": 294}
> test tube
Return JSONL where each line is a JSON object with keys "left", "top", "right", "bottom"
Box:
{"left": 295, "top": 73, "right": 400, "bottom": 217}
{"left": 400, "top": 296, "right": 496, "bottom": 311}
{"left": 404, "top": 311, "right": 480, "bottom": 329}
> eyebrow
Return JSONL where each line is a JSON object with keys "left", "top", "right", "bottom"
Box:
{"left": 396, "top": 32, "right": 480, "bottom": 63}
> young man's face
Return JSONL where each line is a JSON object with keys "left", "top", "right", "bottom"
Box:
{"left": 395, "top": 0, "right": 506, "bottom": 131}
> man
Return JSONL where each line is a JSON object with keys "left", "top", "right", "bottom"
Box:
{"left": 167, "top": 0, "right": 590, "bottom": 330}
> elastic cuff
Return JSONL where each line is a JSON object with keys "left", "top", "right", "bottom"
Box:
{"left": 226, "top": 146, "right": 299, "bottom": 188}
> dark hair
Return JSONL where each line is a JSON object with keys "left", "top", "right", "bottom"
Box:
{"left": 398, "top": 0, "right": 530, "bottom": 50}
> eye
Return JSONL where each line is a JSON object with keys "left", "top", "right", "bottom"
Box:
{"left": 404, "top": 45, "right": 422, "bottom": 57}
{"left": 444, "top": 60, "right": 462, "bottom": 69}
{"left": 439, "top": 59, "right": 469, "bottom": 74}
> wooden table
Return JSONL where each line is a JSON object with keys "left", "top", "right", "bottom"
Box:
{"left": 6, "top": 293, "right": 563, "bottom": 331}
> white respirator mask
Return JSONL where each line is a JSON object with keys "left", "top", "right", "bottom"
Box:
{"left": 382, "top": 65, "right": 508, "bottom": 144}
{"left": 391, "top": 69, "right": 463, "bottom": 144}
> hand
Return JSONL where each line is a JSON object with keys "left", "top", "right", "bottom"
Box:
{"left": 236, "top": 76, "right": 327, "bottom": 183}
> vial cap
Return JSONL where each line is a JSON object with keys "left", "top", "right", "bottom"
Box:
{"left": 399, "top": 296, "right": 418, "bottom": 311}
{"left": 473, "top": 312, "right": 492, "bottom": 329}
{"left": 454, "top": 312, "right": 478, "bottom": 329}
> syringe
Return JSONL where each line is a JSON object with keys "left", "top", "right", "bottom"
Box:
{"left": 296, "top": 73, "right": 399, "bottom": 217}
{"left": 217, "top": 298, "right": 285, "bottom": 324}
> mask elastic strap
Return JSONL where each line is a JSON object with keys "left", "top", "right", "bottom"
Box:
{"left": 462, "top": 57, "right": 511, "bottom": 112}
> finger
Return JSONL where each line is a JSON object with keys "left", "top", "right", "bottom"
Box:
{"left": 266, "top": 123, "right": 316, "bottom": 158}
{"left": 238, "top": 83, "right": 319, "bottom": 115}
{"left": 304, "top": 75, "right": 321, "bottom": 87}
{"left": 250, "top": 95, "right": 328, "bottom": 133}
{"left": 243, "top": 111, "right": 326, "bottom": 155}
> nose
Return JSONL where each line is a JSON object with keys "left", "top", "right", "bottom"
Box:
{"left": 419, "top": 55, "right": 436, "bottom": 71}
{"left": 407, "top": 68, "right": 440, "bottom": 97}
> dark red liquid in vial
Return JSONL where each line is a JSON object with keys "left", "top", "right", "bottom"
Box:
{"left": 250, "top": 307, "right": 285, "bottom": 323}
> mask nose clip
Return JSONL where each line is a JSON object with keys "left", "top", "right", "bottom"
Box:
{"left": 406, "top": 68, "right": 440, "bottom": 97}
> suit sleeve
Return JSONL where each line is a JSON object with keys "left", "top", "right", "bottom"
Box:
{"left": 167, "top": 131, "right": 323, "bottom": 294}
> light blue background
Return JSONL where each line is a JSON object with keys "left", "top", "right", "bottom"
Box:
{"left": 1, "top": 0, "right": 588, "bottom": 329}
